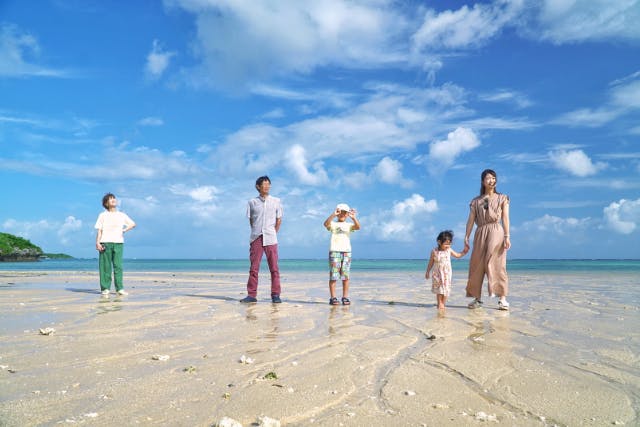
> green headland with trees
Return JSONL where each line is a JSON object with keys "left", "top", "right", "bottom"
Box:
{"left": 0, "top": 232, "right": 72, "bottom": 261}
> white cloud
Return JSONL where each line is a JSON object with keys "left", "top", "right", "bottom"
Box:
{"left": 373, "top": 156, "right": 412, "bottom": 188}
{"left": 552, "top": 108, "right": 620, "bottom": 128}
{"left": 479, "top": 89, "right": 533, "bottom": 109}
{"left": 261, "top": 108, "right": 285, "bottom": 119}
{"left": 137, "top": 116, "right": 164, "bottom": 127}
{"left": 169, "top": 0, "right": 407, "bottom": 89}
{"left": 0, "top": 142, "right": 203, "bottom": 182}
{"left": 519, "top": 214, "right": 592, "bottom": 236}
{"left": 553, "top": 72, "right": 640, "bottom": 128}
{"left": 412, "top": 1, "right": 523, "bottom": 51}
{"left": 2, "top": 216, "right": 83, "bottom": 247}
{"left": 169, "top": 184, "right": 219, "bottom": 203}
{"left": 0, "top": 24, "right": 67, "bottom": 78}
{"left": 549, "top": 149, "right": 607, "bottom": 177}
{"left": 610, "top": 78, "right": 640, "bottom": 109}
{"left": 428, "top": 127, "right": 480, "bottom": 172}
{"left": 58, "top": 216, "right": 83, "bottom": 244}
{"left": 392, "top": 193, "right": 438, "bottom": 217}
{"left": 530, "top": 0, "right": 640, "bottom": 44}
{"left": 285, "top": 144, "right": 329, "bottom": 186}
{"left": 604, "top": 198, "right": 640, "bottom": 234}
{"left": 370, "top": 194, "right": 438, "bottom": 241}
{"left": 145, "top": 39, "right": 175, "bottom": 80}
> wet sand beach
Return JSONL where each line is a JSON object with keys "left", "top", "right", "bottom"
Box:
{"left": 0, "top": 269, "right": 638, "bottom": 426}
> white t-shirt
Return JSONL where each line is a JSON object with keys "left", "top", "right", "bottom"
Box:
{"left": 329, "top": 221, "right": 355, "bottom": 252}
{"left": 95, "top": 211, "right": 135, "bottom": 243}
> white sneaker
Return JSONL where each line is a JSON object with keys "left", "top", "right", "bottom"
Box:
{"left": 468, "top": 298, "right": 483, "bottom": 309}
{"left": 116, "top": 290, "right": 128, "bottom": 296}
{"left": 498, "top": 300, "right": 510, "bottom": 311}
{"left": 101, "top": 290, "right": 110, "bottom": 296}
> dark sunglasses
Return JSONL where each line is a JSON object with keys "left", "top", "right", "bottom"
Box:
{"left": 483, "top": 198, "right": 489, "bottom": 210}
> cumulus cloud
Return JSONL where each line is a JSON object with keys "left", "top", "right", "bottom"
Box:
{"left": 145, "top": 39, "right": 175, "bottom": 80}
{"left": 58, "top": 216, "right": 83, "bottom": 244}
{"left": 0, "top": 24, "right": 67, "bottom": 77}
{"left": 169, "top": 184, "right": 219, "bottom": 203}
{"left": 549, "top": 149, "right": 607, "bottom": 177}
{"left": 374, "top": 156, "right": 412, "bottom": 188}
{"left": 364, "top": 194, "right": 438, "bottom": 242}
{"left": 285, "top": 144, "right": 328, "bottom": 186}
{"left": 428, "top": 127, "right": 480, "bottom": 173}
{"left": 604, "top": 198, "right": 640, "bottom": 234}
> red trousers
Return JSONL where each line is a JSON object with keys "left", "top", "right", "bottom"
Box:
{"left": 246, "top": 235, "right": 281, "bottom": 297}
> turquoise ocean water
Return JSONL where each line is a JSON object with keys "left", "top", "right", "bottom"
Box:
{"left": 1, "top": 258, "right": 639, "bottom": 273}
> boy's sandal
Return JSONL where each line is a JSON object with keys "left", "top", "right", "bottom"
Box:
{"left": 329, "top": 297, "right": 339, "bottom": 305}
{"left": 341, "top": 297, "right": 351, "bottom": 305}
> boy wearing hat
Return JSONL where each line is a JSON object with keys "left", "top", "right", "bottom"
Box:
{"left": 323, "top": 203, "right": 360, "bottom": 305}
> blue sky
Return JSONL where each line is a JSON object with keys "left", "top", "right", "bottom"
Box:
{"left": 1, "top": 0, "right": 639, "bottom": 260}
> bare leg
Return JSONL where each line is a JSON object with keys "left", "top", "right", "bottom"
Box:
{"left": 329, "top": 280, "right": 337, "bottom": 299}
{"left": 342, "top": 279, "right": 349, "bottom": 299}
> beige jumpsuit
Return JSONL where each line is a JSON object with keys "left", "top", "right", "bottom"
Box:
{"left": 466, "top": 193, "right": 509, "bottom": 299}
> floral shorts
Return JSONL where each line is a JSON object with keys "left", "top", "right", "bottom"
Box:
{"left": 329, "top": 251, "right": 351, "bottom": 281}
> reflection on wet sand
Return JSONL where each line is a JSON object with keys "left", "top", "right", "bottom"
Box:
{"left": 0, "top": 270, "right": 637, "bottom": 426}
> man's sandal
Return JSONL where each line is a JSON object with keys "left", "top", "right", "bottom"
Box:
{"left": 341, "top": 297, "right": 351, "bottom": 305}
{"left": 329, "top": 297, "right": 340, "bottom": 305}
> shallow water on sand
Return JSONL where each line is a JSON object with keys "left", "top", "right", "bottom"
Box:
{"left": 0, "top": 269, "right": 638, "bottom": 426}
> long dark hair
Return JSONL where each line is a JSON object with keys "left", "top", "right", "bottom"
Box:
{"left": 479, "top": 169, "right": 497, "bottom": 196}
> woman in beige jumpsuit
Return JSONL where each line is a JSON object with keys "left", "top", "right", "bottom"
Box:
{"left": 464, "top": 169, "right": 511, "bottom": 310}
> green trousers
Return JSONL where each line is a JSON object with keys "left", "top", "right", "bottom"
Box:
{"left": 99, "top": 243, "right": 124, "bottom": 291}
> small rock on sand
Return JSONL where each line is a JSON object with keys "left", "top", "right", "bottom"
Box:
{"left": 475, "top": 411, "right": 498, "bottom": 422}
{"left": 214, "top": 417, "right": 243, "bottom": 427}
{"left": 239, "top": 355, "right": 254, "bottom": 364}
{"left": 152, "top": 355, "right": 170, "bottom": 361}
{"left": 39, "top": 327, "right": 55, "bottom": 335}
{"left": 257, "top": 415, "right": 281, "bottom": 427}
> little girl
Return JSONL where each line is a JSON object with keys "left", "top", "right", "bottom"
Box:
{"left": 425, "top": 230, "right": 468, "bottom": 310}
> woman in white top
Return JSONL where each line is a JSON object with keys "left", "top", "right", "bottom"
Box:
{"left": 94, "top": 193, "right": 136, "bottom": 296}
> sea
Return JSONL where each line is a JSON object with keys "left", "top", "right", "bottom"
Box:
{"left": 0, "top": 258, "right": 639, "bottom": 273}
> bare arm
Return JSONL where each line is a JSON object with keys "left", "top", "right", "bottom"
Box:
{"left": 124, "top": 222, "right": 136, "bottom": 233}
{"left": 323, "top": 210, "right": 338, "bottom": 230}
{"left": 349, "top": 210, "right": 360, "bottom": 231}
{"left": 425, "top": 250, "right": 435, "bottom": 280}
{"left": 464, "top": 205, "right": 476, "bottom": 249}
{"left": 95, "top": 230, "right": 104, "bottom": 252}
{"left": 275, "top": 217, "right": 282, "bottom": 233}
{"left": 502, "top": 198, "right": 511, "bottom": 250}
{"left": 450, "top": 247, "right": 468, "bottom": 259}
